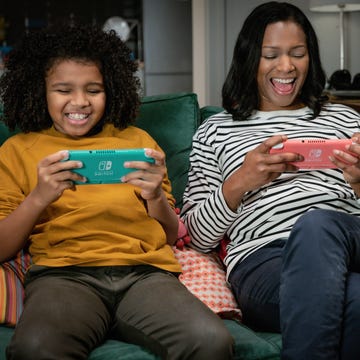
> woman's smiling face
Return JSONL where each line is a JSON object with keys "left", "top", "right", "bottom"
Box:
{"left": 257, "top": 20, "right": 309, "bottom": 111}
{"left": 46, "top": 59, "right": 106, "bottom": 138}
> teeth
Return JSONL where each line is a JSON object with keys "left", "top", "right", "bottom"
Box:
{"left": 273, "top": 78, "right": 294, "bottom": 84}
{"left": 67, "top": 113, "right": 88, "bottom": 120}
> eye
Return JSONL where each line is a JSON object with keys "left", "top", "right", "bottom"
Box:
{"left": 290, "top": 47, "right": 307, "bottom": 58}
{"left": 56, "top": 89, "right": 71, "bottom": 94}
{"left": 292, "top": 53, "right": 306, "bottom": 58}
{"left": 87, "top": 89, "right": 102, "bottom": 94}
{"left": 262, "top": 54, "right": 277, "bottom": 60}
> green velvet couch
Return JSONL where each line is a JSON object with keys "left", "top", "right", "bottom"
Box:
{"left": 0, "top": 92, "right": 282, "bottom": 360}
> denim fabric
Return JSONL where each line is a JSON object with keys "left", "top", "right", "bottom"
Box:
{"left": 228, "top": 240, "right": 285, "bottom": 332}
{"left": 280, "top": 209, "right": 360, "bottom": 360}
{"left": 229, "top": 209, "right": 360, "bottom": 360}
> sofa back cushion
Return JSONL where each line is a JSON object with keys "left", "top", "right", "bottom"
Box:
{"left": 135, "top": 92, "right": 200, "bottom": 208}
{"left": 200, "top": 105, "right": 224, "bottom": 124}
{"left": 0, "top": 122, "right": 19, "bottom": 147}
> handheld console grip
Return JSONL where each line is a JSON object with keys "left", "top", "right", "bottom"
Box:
{"left": 64, "top": 148, "right": 155, "bottom": 184}
{"left": 270, "top": 139, "right": 354, "bottom": 169}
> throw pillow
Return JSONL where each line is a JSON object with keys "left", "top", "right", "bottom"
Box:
{"left": 0, "top": 250, "right": 31, "bottom": 326}
{"left": 173, "top": 246, "right": 242, "bottom": 321}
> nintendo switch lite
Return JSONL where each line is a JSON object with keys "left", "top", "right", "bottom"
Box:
{"left": 270, "top": 139, "right": 355, "bottom": 169}
{"left": 64, "top": 148, "right": 155, "bottom": 184}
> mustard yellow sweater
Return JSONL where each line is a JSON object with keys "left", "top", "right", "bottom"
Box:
{"left": 0, "top": 124, "right": 181, "bottom": 273}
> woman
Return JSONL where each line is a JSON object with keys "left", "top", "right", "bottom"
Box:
{"left": 181, "top": 2, "right": 360, "bottom": 359}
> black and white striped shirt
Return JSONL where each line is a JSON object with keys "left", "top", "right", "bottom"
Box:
{"left": 181, "top": 104, "right": 360, "bottom": 277}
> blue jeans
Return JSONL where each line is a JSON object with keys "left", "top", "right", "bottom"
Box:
{"left": 229, "top": 209, "right": 360, "bottom": 360}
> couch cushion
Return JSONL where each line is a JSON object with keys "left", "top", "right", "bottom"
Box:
{"left": 0, "top": 321, "right": 282, "bottom": 360}
{"left": 135, "top": 93, "right": 200, "bottom": 208}
{"left": 0, "top": 327, "right": 13, "bottom": 360}
{"left": 0, "top": 326, "right": 160, "bottom": 360}
{"left": 0, "top": 122, "right": 19, "bottom": 146}
{"left": 200, "top": 105, "right": 224, "bottom": 123}
{"left": 88, "top": 339, "right": 160, "bottom": 360}
{"left": 224, "top": 320, "right": 281, "bottom": 360}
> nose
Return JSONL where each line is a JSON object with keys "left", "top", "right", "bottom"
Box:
{"left": 71, "top": 91, "right": 90, "bottom": 106}
{"left": 277, "top": 55, "right": 295, "bottom": 73}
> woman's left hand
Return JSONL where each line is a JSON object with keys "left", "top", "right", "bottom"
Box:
{"left": 330, "top": 133, "right": 360, "bottom": 188}
{"left": 121, "top": 148, "right": 166, "bottom": 200}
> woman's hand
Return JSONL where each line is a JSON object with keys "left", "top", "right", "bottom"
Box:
{"left": 329, "top": 134, "right": 360, "bottom": 194}
{"left": 223, "top": 135, "right": 302, "bottom": 211}
{"left": 121, "top": 148, "right": 166, "bottom": 200}
{"left": 31, "top": 150, "right": 86, "bottom": 208}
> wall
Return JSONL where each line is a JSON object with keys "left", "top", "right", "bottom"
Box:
{"left": 0, "top": 0, "right": 192, "bottom": 98}
{"left": 142, "top": 0, "right": 192, "bottom": 96}
{"left": 310, "top": 8, "right": 360, "bottom": 76}
{"left": 192, "top": 0, "right": 226, "bottom": 108}
{"left": 193, "top": 0, "right": 360, "bottom": 107}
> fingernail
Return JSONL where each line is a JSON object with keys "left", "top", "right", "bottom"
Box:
{"left": 61, "top": 150, "right": 69, "bottom": 160}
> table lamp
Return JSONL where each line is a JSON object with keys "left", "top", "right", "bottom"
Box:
{"left": 310, "top": 0, "right": 360, "bottom": 70}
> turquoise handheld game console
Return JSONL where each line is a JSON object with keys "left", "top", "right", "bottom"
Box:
{"left": 65, "top": 148, "right": 155, "bottom": 184}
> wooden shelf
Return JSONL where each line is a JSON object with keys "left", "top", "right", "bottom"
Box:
{"left": 327, "top": 94, "right": 360, "bottom": 113}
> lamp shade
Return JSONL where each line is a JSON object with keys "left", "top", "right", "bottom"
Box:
{"left": 310, "top": 0, "right": 360, "bottom": 12}
{"left": 103, "top": 17, "right": 131, "bottom": 42}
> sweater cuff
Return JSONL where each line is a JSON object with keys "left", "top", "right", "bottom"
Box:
{"left": 217, "top": 185, "right": 243, "bottom": 219}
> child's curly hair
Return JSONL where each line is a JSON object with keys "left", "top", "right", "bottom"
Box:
{"left": 0, "top": 23, "right": 141, "bottom": 132}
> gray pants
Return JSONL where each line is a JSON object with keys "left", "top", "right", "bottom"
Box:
{"left": 6, "top": 265, "right": 233, "bottom": 360}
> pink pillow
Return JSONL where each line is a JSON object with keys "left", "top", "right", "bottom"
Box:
{"left": 173, "top": 246, "right": 242, "bottom": 321}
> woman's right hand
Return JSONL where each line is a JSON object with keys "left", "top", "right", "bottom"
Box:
{"left": 30, "top": 150, "right": 86, "bottom": 208}
{"left": 222, "top": 135, "right": 302, "bottom": 211}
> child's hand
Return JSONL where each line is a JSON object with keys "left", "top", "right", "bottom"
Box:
{"left": 31, "top": 150, "right": 86, "bottom": 206}
{"left": 121, "top": 148, "right": 166, "bottom": 200}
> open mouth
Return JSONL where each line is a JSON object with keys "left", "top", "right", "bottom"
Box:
{"left": 66, "top": 113, "right": 90, "bottom": 120}
{"left": 271, "top": 78, "right": 296, "bottom": 94}
{"left": 65, "top": 112, "right": 91, "bottom": 126}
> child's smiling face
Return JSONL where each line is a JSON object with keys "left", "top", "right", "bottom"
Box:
{"left": 45, "top": 59, "right": 106, "bottom": 138}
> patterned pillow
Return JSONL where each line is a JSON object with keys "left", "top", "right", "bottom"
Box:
{"left": 0, "top": 250, "right": 31, "bottom": 326}
{"left": 173, "top": 246, "right": 242, "bottom": 321}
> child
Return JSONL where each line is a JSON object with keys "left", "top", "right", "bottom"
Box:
{"left": 0, "top": 24, "right": 233, "bottom": 360}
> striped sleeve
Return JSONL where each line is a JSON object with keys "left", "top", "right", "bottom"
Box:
{"left": 181, "top": 115, "right": 240, "bottom": 252}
